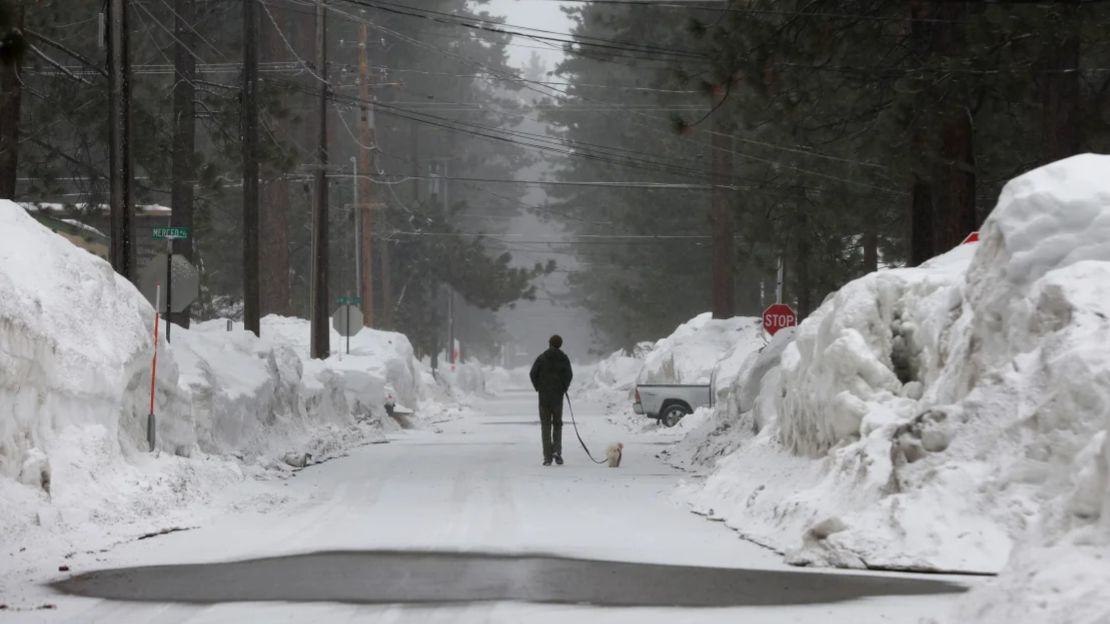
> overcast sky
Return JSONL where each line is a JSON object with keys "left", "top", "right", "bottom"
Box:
{"left": 472, "top": 1, "right": 599, "bottom": 363}
{"left": 484, "top": 0, "right": 573, "bottom": 68}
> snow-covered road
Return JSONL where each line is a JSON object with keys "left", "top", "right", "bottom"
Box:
{"left": 20, "top": 389, "right": 970, "bottom": 622}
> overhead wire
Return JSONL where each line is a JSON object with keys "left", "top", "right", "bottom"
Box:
{"left": 258, "top": 0, "right": 329, "bottom": 84}
{"left": 299, "top": 0, "right": 903, "bottom": 192}
{"left": 336, "top": 0, "right": 707, "bottom": 61}
{"left": 151, "top": 0, "right": 229, "bottom": 61}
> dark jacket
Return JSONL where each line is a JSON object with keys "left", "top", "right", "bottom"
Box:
{"left": 530, "top": 347, "right": 573, "bottom": 406}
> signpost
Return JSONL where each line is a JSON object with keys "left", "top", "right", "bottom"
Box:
{"left": 333, "top": 296, "right": 364, "bottom": 354}
{"left": 153, "top": 226, "right": 190, "bottom": 240}
{"left": 148, "top": 284, "right": 161, "bottom": 452}
{"left": 762, "top": 303, "right": 797, "bottom": 337}
{"left": 150, "top": 227, "right": 192, "bottom": 342}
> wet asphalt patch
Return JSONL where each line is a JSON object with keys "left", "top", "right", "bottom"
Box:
{"left": 53, "top": 550, "right": 966, "bottom": 608}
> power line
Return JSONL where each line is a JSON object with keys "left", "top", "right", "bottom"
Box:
{"left": 311, "top": 0, "right": 903, "bottom": 190}
{"left": 309, "top": 171, "right": 733, "bottom": 190}
{"left": 153, "top": 0, "right": 228, "bottom": 61}
{"left": 285, "top": 79, "right": 722, "bottom": 182}
{"left": 255, "top": 5, "right": 894, "bottom": 196}
{"left": 259, "top": 0, "right": 329, "bottom": 84}
{"left": 391, "top": 231, "right": 716, "bottom": 241}
{"left": 132, "top": 0, "right": 208, "bottom": 65}
{"left": 512, "top": 0, "right": 1110, "bottom": 22}
{"left": 334, "top": 0, "right": 708, "bottom": 61}
{"left": 318, "top": 81, "right": 906, "bottom": 195}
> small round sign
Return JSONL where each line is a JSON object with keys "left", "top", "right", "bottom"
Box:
{"left": 762, "top": 303, "right": 797, "bottom": 336}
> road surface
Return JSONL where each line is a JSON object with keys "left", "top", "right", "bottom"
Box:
{"left": 27, "top": 388, "right": 968, "bottom": 622}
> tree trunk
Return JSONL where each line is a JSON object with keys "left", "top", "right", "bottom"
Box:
{"left": 107, "top": 0, "right": 135, "bottom": 281}
{"left": 257, "top": 1, "right": 295, "bottom": 316}
{"left": 907, "top": 0, "right": 936, "bottom": 266}
{"left": 170, "top": 0, "right": 195, "bottom": 328}
{"left": 260, "top": 179, "right": 291, "bottom": 315}
{"left": 379, "top": 203, "right": 393, "bottom": 328}
{"left": 1039, "top": 13, "right": 1081, "bottom": 164}
{"left": 909, "top": 175, "right": 934, "bottom": 266}
{"left": 933, "top": 107, "right": 976, "bottom": 250}
{"left": 242, "top": 0, "right": 261, "bottom": 336}
{"left": 931, "top": 3, "right": 976, "bottom": 251}
{"left": 357, "top": 23, "right": 375, "bottom": 327}
{"left": 795, "top": 207, "right": 812, "bottom": 318}
{"left": 309, "top": 0, "right": 329, "bottom": 359}
{"left": 0, "top": 3, "right": 23, "bottom": 199}
{"left": 863, "top": 209, "right": 878, "bottom": 273}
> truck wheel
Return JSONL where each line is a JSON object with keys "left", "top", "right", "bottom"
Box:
{"left": 660, "top": 403, "right": 690, "bottom": 428}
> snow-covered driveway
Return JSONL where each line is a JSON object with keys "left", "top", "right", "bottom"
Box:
{"left": 27, "top": 389, "right": 968, "bottom": 622}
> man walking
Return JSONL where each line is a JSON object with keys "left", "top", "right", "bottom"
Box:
{"left": 530, "top": 335, "right": 573, "bottom": 466}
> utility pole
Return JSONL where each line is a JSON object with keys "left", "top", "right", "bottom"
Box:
{"left": 775, "top": 254, "right": 784, "bottom": 304}
{"left": 380, "top": 207, "right": 393, "bottom": 329}
{"left": 242, "top": 0, "right": 261, "bottom": 336}
{"left": 709, "top": 87, "right": 735, "bottom": 319}
{"left": 439, "top": 160, "right": 455, "bottom": 367}
{"left": 309, "top": 0, "right": 330, "bottom": 359}
{"left": 108, "top": 0, "right": 135, "bottom": 280}
{"left": 357, "top": 22, "right": 375, "bottom": 328}
{"left": 171, "top": 0, "right": 196, "bottom": 329}
{"left": 351, "top": 156, "right": 359, "bottom": 302}
{"left": 0, "top": 4, "right": 25, "bottom": 198}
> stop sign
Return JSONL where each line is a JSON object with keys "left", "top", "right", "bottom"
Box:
{"left": 762, "top": 303, "right": 797, "bottom": 336}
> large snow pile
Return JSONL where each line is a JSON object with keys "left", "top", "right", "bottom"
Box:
{"left": 678, "top": 155, "right": 1110, "bottom": 621}
{"left": 663, "top": 326, "right": 797, "bottom": 471}
{"left": 172, "top": 320, "right": 395, "bottom": 462}
{"left": 258, "top": 315, "right": 423, "bottom": 413}
{"left": 0, "top": 199, "right": 433, "bottom": 565}
{"left": 0, "top": 200, "right": 190, "bottom": 486}
{"left": 585, "top": 342, "right": 653, "bottom": 395}
{"left": 636, "top": 314, "right": 763, "bottom": 390}
{"left": 588, "top": 314, "right": 764, "bottom": 431}
{"left": 1, "top": 200, "right": 205, "bottom": 557}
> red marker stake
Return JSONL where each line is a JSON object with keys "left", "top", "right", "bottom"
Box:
{"left": 148, "top": 284, "right": 161, "bottom": 452}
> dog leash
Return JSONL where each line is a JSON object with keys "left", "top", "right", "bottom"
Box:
{"left": 565, "top": 393, "right": 609, "bottom": 465}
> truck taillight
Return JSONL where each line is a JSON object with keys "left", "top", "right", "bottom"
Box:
{"left": 634, "top": 389, "right": 641, "bottom": 403}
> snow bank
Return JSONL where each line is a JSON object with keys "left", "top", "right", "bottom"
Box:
{"left": 1, "top": 199, "right": 206, "bottom": 558}
{"left": 0, "top": 200, "right": 429, "bottom": 562}
{"left": 0, "top": 199, "right": 190, "bottom": 482}
{"left": 587, "top": 342, "right": 653, "bottom": 394}
{"left": 172, "top": 320, "right": 394, "bottom": 462}
{"left": 258, "top": 315, "right": 423, "bottom": 414}
{"left": 678, "top": 155, "right": 1110, "bottom": 620}
{"left": 636, "top": 314, "right": 763, "bottom": 389}
{"left": 583, "top": 315, "right": 764, "bottom": 432}
{"left": 663, "top": 327, "right": 798, "bottom": 471}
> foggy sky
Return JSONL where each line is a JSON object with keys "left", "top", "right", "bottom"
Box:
{"left": 477, "top": 1, "right": 598, "bottom": 365}
{"left": 484, "top": 0, "right": 573, "bottom": 67}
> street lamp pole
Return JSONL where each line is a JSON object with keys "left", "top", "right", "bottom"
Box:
{"left": 352, "top": 156, "right": 360, "bottom": 299}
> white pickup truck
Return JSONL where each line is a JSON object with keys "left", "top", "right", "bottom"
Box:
{"left": 633, "top": 381, "right": 713, "bottom": 427}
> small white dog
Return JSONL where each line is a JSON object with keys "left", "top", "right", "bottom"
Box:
{"left": 606, "top": 442, "right": 624, "bottom": 468}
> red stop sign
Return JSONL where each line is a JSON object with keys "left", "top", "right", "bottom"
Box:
{"left": 763, "top": 303, "right": 797, "bottom": 336}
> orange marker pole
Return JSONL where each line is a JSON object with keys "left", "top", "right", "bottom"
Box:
{"left": 148, "top": 284, "right": 161, "bottom": 452}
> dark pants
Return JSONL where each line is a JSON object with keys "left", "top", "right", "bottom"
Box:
{"left": 539, "top": 400, "right": 563, "bottom": 460}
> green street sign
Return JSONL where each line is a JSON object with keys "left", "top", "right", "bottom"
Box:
{"left": 153, "top": 226, "right": 190, "bottom": 240}
{"left": 337, "top": 295, "right": 362, "bottom": 306}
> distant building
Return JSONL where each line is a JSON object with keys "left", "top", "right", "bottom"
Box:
{"left": 20, "top": 202, "right": 173, "bottom": 269}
